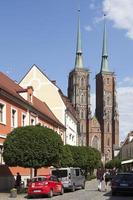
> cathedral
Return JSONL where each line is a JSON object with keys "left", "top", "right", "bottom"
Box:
{"left": 67, "top": 13, "right": 119, "bottom": 161}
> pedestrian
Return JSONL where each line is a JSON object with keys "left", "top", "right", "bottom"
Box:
{"left": 104, "top": 169, "right": 110, "bottom": 191}
{"left": 15, "top": 172, "right": 21, "bottom": 193}
{"left": 96, "top": 167, "right": 104, "bottom": 191}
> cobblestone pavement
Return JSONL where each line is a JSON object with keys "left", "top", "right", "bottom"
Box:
{"left": 0, "top": 179, "right": 133, "bottom": 200}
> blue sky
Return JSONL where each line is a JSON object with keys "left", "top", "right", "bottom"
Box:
{"left": 0, "top": 0, "right": 133, "bottom": 142}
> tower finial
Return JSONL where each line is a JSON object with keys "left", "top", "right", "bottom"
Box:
{"left": 75, "top": 7, "right": 84, "bottom": 69}
{"left": 101, "top": 14, "right": 109, "bottom": 72}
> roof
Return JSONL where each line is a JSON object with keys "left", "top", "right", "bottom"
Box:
{"left": 59, "top": 90, "right": 78, "bottom": 121}
{"left": 0, "top": 72, "right": 65, "bottom": 129}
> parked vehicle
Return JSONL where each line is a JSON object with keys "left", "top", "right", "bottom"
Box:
{"left": 27, "top": 175, "right": 64, "bottom": 198}
{"left": 111, "top": 172, "right": 133, "bottom": 195}
{"left": 52, "top": 167, "right": 85, "bottom": 191}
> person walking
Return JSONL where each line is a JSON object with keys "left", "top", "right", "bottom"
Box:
{"left": 104, "top": 169, "right": 110, "bottom": 191}
{"left": 96, "top": 167, "right": 104, "bottom": 191}
{"left": 15, "top": 172, "right": 21, "bottom": 193}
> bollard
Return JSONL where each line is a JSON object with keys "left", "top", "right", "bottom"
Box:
{"left": 10, "top": 188, "right": 17, "bottom": 198}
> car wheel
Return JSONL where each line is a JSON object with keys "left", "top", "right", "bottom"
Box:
{"left": 112, "top": 190, "right": 116, "bottom": 196}
{"left": 48, "top": 189, "right": 53, "bottom": 198}
{"left": 71, "top": 184, "right": 75, "bottom": 192}
{"left": 60, "top": 187, "right": 64, "bottom": 195}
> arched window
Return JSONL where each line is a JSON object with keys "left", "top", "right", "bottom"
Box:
{"left": 81, "top": 94, "right": 84, "bottom": 104}
{"left": 92, "top": 136, "right": 99, "bottom": 150}
{"left": 81, "top": 77, "right": 84, "bottom": 87}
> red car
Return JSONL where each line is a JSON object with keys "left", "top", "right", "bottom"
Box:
{"left": 27, "top": 175, "right": 64, "bottom": 198}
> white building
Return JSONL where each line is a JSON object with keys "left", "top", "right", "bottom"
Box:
{"left": 19, "top": 65, "right": 78, "bottom": 146}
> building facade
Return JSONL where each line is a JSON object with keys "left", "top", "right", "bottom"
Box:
{"left": 68, "top": 12, "right": 91, "bottom": 146}
{"left": 0, "top": 71, "right": 66, "bottom": 190}
{"left": 67, "top": 15, "right": 119, "bottom": 159}
{"left": 19, "top": 65, "right": 78, "bottom": 146}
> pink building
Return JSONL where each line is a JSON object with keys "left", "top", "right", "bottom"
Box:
{"left": 0, "top": 72, "right": 65, "bottom": 191}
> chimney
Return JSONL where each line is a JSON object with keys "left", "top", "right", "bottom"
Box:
{"left": 51, "top": 80, "right": 56, "bottom": 85}
{"left": 27, "top": 86, "right": 34, "bottom": 103}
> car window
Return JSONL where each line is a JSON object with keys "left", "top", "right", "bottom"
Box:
{"left": 50, "top": 175, "right": 58, "bottom": 181}
{"left": 31, "top": 177, "right": 47, "bottom": 182}
{"left": 52, "top": 170, "right": 68, "bottom": 178}
{"left": 114, "top": 174, "right": 133, "bottom": 181}
{"left": 75, "top": 169, "right": 79, "bottom": 176}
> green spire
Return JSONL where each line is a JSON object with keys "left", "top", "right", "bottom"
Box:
{"left": 75, "top": 9, "right": 84, "bottom": 69}
{"left": 101, "top": 15, "right": 109, "bottom": 72}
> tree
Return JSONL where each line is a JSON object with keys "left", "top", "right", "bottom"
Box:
{"left": 105, "top": 158, "right": 121, "bottom": 169}
{"left": 67, "top": 145, "right": 101, "bottom": 178}
{"left": 3, "top": 125, "right": 63, "bottom": 176}
{"left": 60, "top": 145, "right": 74, "bottom": 167}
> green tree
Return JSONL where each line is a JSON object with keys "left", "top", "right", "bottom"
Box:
{"left": 3, "top": 125, "right": 63, "bottom": 176}
{"left": 60, "top": 145, "right": 74, "bottom": 167}
{"left": 67, "top": 145, "right": 101, "bottom": 178}
{"left": 105, "top": 158, "right": 121, "bottom": 169}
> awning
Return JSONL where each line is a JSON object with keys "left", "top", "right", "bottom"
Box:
{"left": 121, "top": 159, "right": 133, "bottom": 165}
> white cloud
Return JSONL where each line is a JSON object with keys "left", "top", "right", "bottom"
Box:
{"left": 117, "top": 86, "right": 133, "bottom": 141}
{"left": 103, "top": 0, "right": 133, "bottom": 39}
{"left": 118, "top": 76, "right": 133, "bottom": 87}
{"left": 91, "top": 86, "right": 133, "bottom": 142}
{"left": 84, "top": 25, "right": 92, "bottom": 32}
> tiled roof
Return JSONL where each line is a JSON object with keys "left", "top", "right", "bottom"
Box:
{"left": 0, "top": 72, "right": 65, "bottom": 129}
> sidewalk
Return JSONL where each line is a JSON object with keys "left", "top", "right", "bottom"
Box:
{"left": 0, "top": 192, "right": 27, "bottom": 200}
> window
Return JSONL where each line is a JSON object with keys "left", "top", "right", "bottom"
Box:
{"left": 0, "top": 104, "right": 4, "bottom": 123}
{"left": 75, "top": 169, "right": 79, "bottom": 176}
{"left": 11, "top": 108, "right": 17, "bottom": 128}
{"left": 107, "top": 78, "right": 109, "bottom": 84}
{"left": 22, "top": 114, "right": 26, "bottom": 126}
{"left": 0, "top": 102, "right": 6, "bottom": 124}
{"left": 81, "top": 94, "right": 84, "bottom": 104}
{"left": 92, "top": 136, "right": 99, "bottom": 149}
{"left": 81, "top": 77, "right": 84, "bottom": 87}
{"left": 30, "top": 118, "right": 35, "bottom": 125}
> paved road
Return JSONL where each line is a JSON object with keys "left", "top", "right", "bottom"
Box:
{"left": 0, "top": 179, "right": 133, "bottom": 200}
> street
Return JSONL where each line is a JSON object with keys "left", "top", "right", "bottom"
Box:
{"left": 0, "top": 179, "right": 133, "bottom": 200}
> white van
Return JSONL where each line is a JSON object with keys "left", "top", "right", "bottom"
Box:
{"left": 51, "top": 167, "right": 85, "bottom": 191}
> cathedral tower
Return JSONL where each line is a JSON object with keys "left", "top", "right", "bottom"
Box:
{"left": 67, "top": 10, "right": 90, "bottom": 146}
{"left": 95, "top": 18, "right": 119, "bottom": 160}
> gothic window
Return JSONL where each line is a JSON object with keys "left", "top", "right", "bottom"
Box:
{"left": 81, "top": 77, "right": 84, "bottom": 87}
{"left": 81, "top": 94, "right": 84, "bottom": 104}
{"left": 107, "top": 138, "right": 110, "bottom": 146}
{"left": 92, "top": 136, "right": 99, "bottom": 150}
{"left": 107, "top": 78, "right": 110, "bottom": 84}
